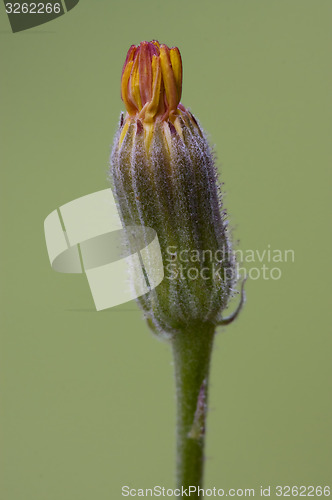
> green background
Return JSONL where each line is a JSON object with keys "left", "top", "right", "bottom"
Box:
{"left": 1, "top": 1, "right": 331, "bottom": 498}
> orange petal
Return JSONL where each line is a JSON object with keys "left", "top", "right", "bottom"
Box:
{"left": 170, "top": 47, "right": 182, "bottom": 103}
{"left": 145, "top": 55, "right": 162, "bottom": 122}
{"left": 121, "top": 60, "right": 137, "bottom": 115}
{"left": 160, "top": 44, "right": 179, "bottom": 113}
{"left": 129, "top": 53, "right": 142, "bottom": 111}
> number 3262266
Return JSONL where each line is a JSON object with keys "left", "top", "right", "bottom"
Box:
{"left": 276, "top": 486, "right": 330, "bottom": 497}
{"left": 5, "top": 3, "right": 62, "bottom": 14}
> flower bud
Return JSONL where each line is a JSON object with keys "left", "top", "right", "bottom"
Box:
{"left": 110, "top": 41, "right": 235, "bottom": 336}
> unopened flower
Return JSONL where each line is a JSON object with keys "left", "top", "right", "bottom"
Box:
{"left": 109, "top": 41, "right": 245, "bottom": 491}
{"left": 110, "top": 40, "right": 237, "bottom": 336}
{"left": 119, "top": 40, "right": 183, "bottom": 149}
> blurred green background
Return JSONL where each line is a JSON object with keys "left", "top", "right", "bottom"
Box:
{"left": 1, "top": 1, "right": 331, "bottom": 498}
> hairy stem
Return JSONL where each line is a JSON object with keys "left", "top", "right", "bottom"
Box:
{"left": 172, "top": 323, "right": 215, "bottom": 496}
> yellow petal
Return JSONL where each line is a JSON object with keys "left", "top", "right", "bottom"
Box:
{"left": 170, "top": 48, "right": 182, "bottom": 103}
{"left": 160, "top": 45, "right": 178, "bottom": 113}
{"left": 121, "top": 61, "right": 137, "bottom": 115}
{"left": 130, "top": 55, "right": 142, "bottom": 111}
{"left": 145, "top": 55, "right": 162, "bottom": 122}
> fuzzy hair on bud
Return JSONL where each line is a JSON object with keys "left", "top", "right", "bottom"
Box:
{"left": 110, "top": 109, "right": 235, "bottom": 336}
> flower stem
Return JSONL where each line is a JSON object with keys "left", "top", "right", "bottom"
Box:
{"left": 171, "top": 322, "right": 215, "bottom": 495}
